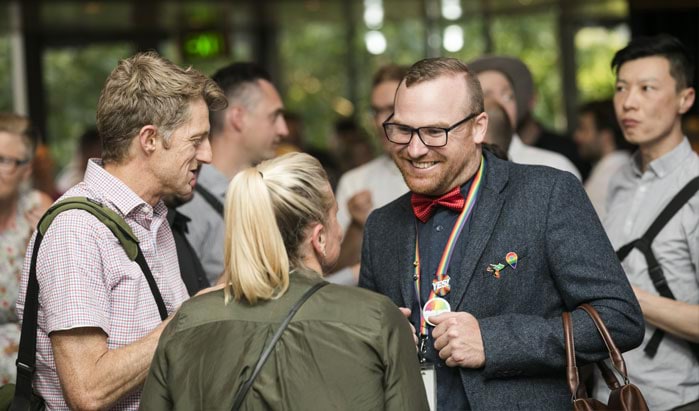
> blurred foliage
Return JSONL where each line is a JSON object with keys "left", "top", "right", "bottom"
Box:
{"left": 0, "top": 0, "right": 633, "bottom": 169}
{"left": 280, "top": 21, "right": 348, "bottom": 149}
{"left": 44, "top": 44, "right": 132, "bottom": 170}
{"left": 575, "top": 25, "right": 630, "bottom": 104}
{"left": 355, "top": 18, "right": 426, "bottom": 148}
{"left": 0, "top": 35, "right": 12, "bottom": 112}
{"left": 491, "top": 11, "right": 564, "bottom": 130}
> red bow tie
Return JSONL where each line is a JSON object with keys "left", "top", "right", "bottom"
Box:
{"left": 411, "top": 186, "right": 465, "bottom": 223}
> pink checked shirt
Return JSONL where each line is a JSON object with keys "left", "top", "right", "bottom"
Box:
{"left": 16, "top": 160, "right": 189, "bottom": 410}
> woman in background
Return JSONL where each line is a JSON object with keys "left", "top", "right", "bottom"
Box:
{"left": 0, "top": 113, "right": 52, "bottom": 384}
{"left": 141, "top": 152, "right": 427, "bottom": 410}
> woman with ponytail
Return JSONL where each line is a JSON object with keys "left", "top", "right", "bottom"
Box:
{"left": 141, "top": 152, "right": 428, "bottom": 410}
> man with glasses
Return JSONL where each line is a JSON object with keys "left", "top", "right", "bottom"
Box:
{"left": 330, "top": 64, "right": 409, "bottom": 283}
{"left": 358, "top": 57, "right": 644, "bottom": 410}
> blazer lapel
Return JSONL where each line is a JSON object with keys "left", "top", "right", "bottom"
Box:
{"left": 450, "top": 152, "right": 508, "bottom": 309}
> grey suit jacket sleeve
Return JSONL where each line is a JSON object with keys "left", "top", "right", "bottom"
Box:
{"left": 478, "top": 171, "right": 644, "bottom": 378}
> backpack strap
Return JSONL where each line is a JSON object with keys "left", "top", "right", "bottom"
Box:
{"left": 194, "top": 184, "right": 224, "bottom": 216}
{"left": 616, "top": 176, "right": 699, "bottom": 360}
{"left": 12, "top": 197, "right": 168, "bottom": 409}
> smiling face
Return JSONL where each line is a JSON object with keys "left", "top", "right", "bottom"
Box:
{"left": 389, "top": 74, "right": 486, "bottom": 196}
{"left": 614, "top": 56, "right": 694, "bottom": 151}
{"left": 153, "top": 98, "right": 212, "bottom": 200}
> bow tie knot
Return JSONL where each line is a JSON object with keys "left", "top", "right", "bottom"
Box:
{"left": 411, "top": 186, "right": 465, "bottom": 223}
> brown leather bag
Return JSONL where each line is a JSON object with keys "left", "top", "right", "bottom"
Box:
{"left": 563, "top": 304, "right": 649, "bottom": 411}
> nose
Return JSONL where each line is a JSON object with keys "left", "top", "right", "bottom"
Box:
{"left": 406, "top": 131, "right": 430, "bottom": 159}
{"left": 277, "top": 117, "right": 289, "bottom": 138}
{"left": 620, "top": 88, "right": 639, "bottom": 111}
{"left": 197, "top": 137, "right": 213, "bottom": 164}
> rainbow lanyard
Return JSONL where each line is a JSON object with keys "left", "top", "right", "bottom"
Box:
{"left": 413, "top": 156, "right": 485, "bottom": 336}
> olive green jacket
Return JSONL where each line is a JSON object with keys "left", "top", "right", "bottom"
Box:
{"left": 140, "top": 269, "right": 428, "bottom": 410}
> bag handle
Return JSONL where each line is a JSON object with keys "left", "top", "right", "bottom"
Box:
{"left": 230, "top": 281, "right": 328, "bottom": 411}
{"left": 579, "top": 304, "right": 629, "bottom": 383}
{"left": 563, "top": 304, "right": 630, "bottom": 400}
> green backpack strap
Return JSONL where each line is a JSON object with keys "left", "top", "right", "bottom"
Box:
{"left": 37, "top": 197, "right": 140, "bottom": 261}
{"left": 13, "top": 196, "right": 169, "bottom": 410}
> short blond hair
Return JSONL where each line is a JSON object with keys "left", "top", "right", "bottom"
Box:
{"left": 0, "top": 113, "right": 39, "bottom": 159}
{"left": 222, "top": 152, "right": 333, "bottom": 304}
{"left": 96, "top": 51, "right": 227, "bottom": 164}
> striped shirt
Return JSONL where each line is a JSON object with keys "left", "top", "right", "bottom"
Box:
{"left": 16, "top": 159, "right": 189, "bottom": 410}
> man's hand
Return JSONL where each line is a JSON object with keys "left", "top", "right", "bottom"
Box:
{"left": 399, "top": 307, "right": 419, "bottom": 349}
{"left": 347, "top": 190, "right": 373, "bottom": 227}
{"left": 431, "top": 312, "right": 485, "bottom": 368}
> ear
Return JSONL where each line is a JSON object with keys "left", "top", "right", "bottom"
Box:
{"left": 472, "top": 112, "right": 489, "bottom": 145}
{"left": 229, "top": 106, "right": 246, "bottom": 132}
{"left": 679, "top": 87, "right": 695, "bottom": 115}
{"left": 138, "top": 125, "right": 159, "bottom": 155}
{"left": 309, "top": 222, "right": 327, "bottom": 258}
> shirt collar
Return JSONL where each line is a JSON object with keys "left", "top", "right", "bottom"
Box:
{"left": 83, "top": 159, "right": 160, "bottom": 220}
{"left": 630, "top": 137, "right": 693, "bottom": 179}
{"left": 507, "top": 134, "right": 524, "bottom": 156}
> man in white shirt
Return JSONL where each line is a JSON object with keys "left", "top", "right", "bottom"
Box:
{"left": 469, "top": 55, "right": 581, "bottom": 180}
{"left": 330, "top": 65, "right": 409, "bottom": 283}
{"left": 573, "top": 100, "right": 632, "bottom": 220}
{"left": 597, "top": 34, "right": 698, "bottom": 411}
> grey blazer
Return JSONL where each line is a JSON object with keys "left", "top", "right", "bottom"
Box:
{"left": 358, "top": 149, "right": 644, "bottom": 410}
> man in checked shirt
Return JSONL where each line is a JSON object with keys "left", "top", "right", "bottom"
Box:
{"left": 16, "top": 52, "right": 227, "bottom": 410}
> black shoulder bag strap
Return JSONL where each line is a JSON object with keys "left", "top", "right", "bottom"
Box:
{"left": 230, "top": 281, "right": 328, "bottom": 411}
{"left": 194, "top": 184, "right": 224, "bottom": 216}
{"left": 616, "top": 176, "right": 699, "bottom": 360}
{"left": 12, "top": 197, "right": 168, "bottom": 411}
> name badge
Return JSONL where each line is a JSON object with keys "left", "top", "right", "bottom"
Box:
{"left": 420, "top": 362, "right": 437, "bottom": 411}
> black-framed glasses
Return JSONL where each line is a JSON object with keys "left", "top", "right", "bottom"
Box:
{"left": 382, "top": 111, "right": 482, "bottom": 148}
{"left": 0, "top": 155, "right": 30, "bottom": 173}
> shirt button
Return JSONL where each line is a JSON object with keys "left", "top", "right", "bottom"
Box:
{"left": 435, "top": 225, "right": 443, "bottom": 232}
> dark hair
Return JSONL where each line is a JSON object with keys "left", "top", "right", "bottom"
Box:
{"left": 611, "top": 34, "right": 695, "bottom": 90}
{"left": 210, "top": 62, "right": 273, "bottom": 135}
{"left": 578, "top": 100, "right": 632, "bottom": 151}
